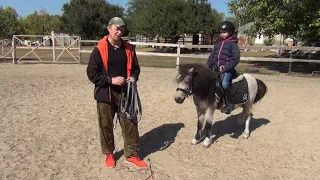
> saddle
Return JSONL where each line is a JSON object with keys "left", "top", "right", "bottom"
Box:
{"left": 214, "top": 69, "right": 249, "bottom": 105}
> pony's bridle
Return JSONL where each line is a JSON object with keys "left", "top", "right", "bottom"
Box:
{"left": 176, "top": 87, "right": 192, "bottom": 96}
{"left": 176, "top": 72, "right": 193, "bottom": 97}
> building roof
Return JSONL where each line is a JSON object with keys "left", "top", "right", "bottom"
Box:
{"left": 238, "top": 22, "right": 254, "bottom": 34}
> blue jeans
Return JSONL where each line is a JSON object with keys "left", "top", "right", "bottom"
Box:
{"left": 222, "top": 69, "right": 236, "bottom": 89}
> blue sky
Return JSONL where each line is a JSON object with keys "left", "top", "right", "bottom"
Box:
{"left": 1, "top": 0, "right": 232, "bottom": 17}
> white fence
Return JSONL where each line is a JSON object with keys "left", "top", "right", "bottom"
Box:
{"left": 2, "top": 36, "right": 320, "bottom": 74}
{"left": 81, "top": 40, "right": 320, "bottom": 74}
{"left": 1, "top": 31, "right": 81, "bottom": 64}
{"left": 0, "top": 39, "right": 12, "bottom": 59}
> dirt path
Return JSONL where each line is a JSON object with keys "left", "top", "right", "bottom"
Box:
{"left": 0, "top": 64, "right": 319, "bottom": 179}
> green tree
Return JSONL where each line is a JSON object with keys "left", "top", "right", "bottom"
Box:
{"left": 61, "top": 0, "right": 124, "bottom": 39}
{"left": 182, "top": 0, "right": 221, "bottom": 35}
{"left": 228, "top": 0, "right": 320, "bottom": 42}
{"left": 0, "top": 6, "right": 19, "bottom": 38}
{"left": 157, "top": 0, "right": 185, "bottom": 42}
{"left": 126, "top": 0, "right": 168, "bottom": 39}
{"left": 19, "top": 11, "right": 44, "bottom": 35}
{"left": 225, "top": 15, "right": 251, "bottom": 30}
{"left": 18, "top": 8, "right": 61, "bottom": 35}
{"left": 210, "top": 8, "right": 224, "bottom": 33}
{"left": 127, "top": 0, "right": 221, "bottom": 43}
{"left": 48, "top": 15, "right": 62, "bottom": 32}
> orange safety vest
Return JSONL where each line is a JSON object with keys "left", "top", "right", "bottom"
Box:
{"left": 96, "top": 35, "right": 134, "bottom": 77}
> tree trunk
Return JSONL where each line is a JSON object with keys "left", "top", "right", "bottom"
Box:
{"left": 172, "top": 35, "right": 180, "bottom": 44}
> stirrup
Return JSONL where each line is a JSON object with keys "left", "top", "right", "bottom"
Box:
{"left": 221, "top": 103, "right": 233, "bottom": 114}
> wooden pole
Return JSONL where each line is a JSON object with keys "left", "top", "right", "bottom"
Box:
{"left": 176, "top": 44, "right": 180, "bottom": 67}
{"left": 51, "top": 31, "right": 56, "bottom": 62}
{"left": 289, "top": 46, "right": 293, "bottom": 74}
{"left": 1, "top": 40, "right": 3, "bottom": 58}
{"left": 12, "top": 36, "right": 16, "bottom": 64}
{"left": 78, "top": 37, "right": 82, "bottom": 64}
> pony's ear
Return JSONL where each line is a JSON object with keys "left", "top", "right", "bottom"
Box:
{"left": 188, "top": 67, "right": 194, "bottom": 74}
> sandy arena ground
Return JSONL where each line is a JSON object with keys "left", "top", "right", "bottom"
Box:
{"left": 0, "top": 64, "right": 319, "bottom": 180}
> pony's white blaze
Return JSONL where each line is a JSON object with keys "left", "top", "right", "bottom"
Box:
{"left": 174, "top": 77, "right": 188, "bottom": 103}
{"left": 176, "top": 74, "right": 181, "bottom": 80}
{"left": 177, "top": 79, "right": 188, "bottom": 90}
{"left": 174, "top": 72, "right": 193, "bottom": 104}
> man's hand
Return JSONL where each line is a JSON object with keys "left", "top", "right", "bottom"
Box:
{"left": 126, "top": 76, "right": 136, "bottom": 83}
{"left": 219, "top": 65, "right": 225, "bottom": 72}
{"left": 112, "top": 76, "right": 126, "bottom": 85}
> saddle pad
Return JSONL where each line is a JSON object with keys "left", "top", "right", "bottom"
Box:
{"left": 226, "top": 77, "right": 249, "bottom": 104}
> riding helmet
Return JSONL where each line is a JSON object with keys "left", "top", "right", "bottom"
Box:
{"left": 218, "top": 21, "right": 236, "bottom": 34}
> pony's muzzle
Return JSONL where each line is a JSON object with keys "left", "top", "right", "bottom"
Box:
{"left": 174, "top": 96, "right": 185, "bottom": 104}
{"left": 174, "top": 91, "right": 186, "bottom": 104}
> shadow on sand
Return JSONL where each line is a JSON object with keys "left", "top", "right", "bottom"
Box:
{"left": 211, "top": 115, "right": 270, "bottom": 143}
{"left": 114, "top": 123, "right": 185, "bottom": 160}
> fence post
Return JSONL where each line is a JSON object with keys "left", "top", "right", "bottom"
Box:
{"left": 12, "top": 36, "right": 16, "bottom": 64}
{"left": 51, "top": 31, "right": 56, "bottom": 62}
{"left": 78, "top": 37, "right": 82, "bottom": 64}
{"left": 176, "top": 44, "right": 180, "bottom": 67}
{"left": 1, "top": 40, "right": 3, "bottom": 58}
{"left": 289, "top": 46, "right": 292, "bottom": 74}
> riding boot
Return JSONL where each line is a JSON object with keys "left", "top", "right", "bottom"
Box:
{"left": 221, "top": 88, "right": 234, "bottom": 114}
{"left": 221, "top": 98, "right": 233, "bottom": 114}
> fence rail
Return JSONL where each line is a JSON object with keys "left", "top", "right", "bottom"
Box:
{"left": 15, "top": 46, "right": 79, "bottom": 50}
{"left": 7, "top": 32, "right": 81, "bottom": 64}
{"left": 0, "top": 39, "right": 12, "bottom": 59}
{"left": 79, "top": 41, "right": 320, "bottom": 74}
{"left": 80, "top": 40, "right": 320, "bottom": 51}
{"left": 3, "top": 35, "right": 320, "bottom": 74}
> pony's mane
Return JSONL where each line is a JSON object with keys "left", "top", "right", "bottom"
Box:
{"left": 177, "top": 63, "right": 218, "bottom": 99}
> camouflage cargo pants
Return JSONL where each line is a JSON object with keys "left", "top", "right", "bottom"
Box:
{"left": 96, "top": 90, "right": 139, "bottom": 157}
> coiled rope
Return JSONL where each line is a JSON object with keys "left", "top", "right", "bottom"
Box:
{"left": 114, "top": 78, "right": 142, "bottom": 128}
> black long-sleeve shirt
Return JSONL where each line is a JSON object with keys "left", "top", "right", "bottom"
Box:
{"left": 86, "top": 40, "right": 140, "bottom": 102}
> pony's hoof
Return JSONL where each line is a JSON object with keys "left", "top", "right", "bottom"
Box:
{"left": 203, "top": 137, "right": 211, "bottom": 148}
{"left": 243, "top": 132, "right": 250, "bottom": 139}
{"left": 191, "top": 138, "right": 201, "bottom": 145}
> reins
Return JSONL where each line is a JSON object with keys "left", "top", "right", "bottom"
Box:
{"left": 113, "top": 79, "right": 142, "bottom": 129}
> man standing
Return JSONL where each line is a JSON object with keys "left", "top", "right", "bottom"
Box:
{"left": 86, "top": 17, "right": 147, "bottom": 168}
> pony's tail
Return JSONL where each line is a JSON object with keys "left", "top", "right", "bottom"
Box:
{"left": 254, "top": 79, "right": 267, "bottom": 104}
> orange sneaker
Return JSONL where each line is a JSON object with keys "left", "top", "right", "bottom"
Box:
{"left": 126, "top": 155, "right": 147, "bottom": 167}
{"left": 105, "top": 153, "right": 115, "bottom": 168}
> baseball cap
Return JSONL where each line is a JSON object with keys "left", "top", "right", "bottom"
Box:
{"left": 108, "top": 17, "right": 125, "bottom": 27}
